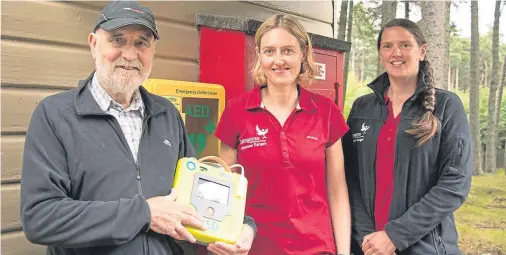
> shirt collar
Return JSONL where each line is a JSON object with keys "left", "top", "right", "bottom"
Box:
{"left": 383, "top": 89, "right": 390, "bottom": 103}
{"left": 245, "top": 85, "right": 317, "bottom": 111}
{"left": 89, "top": 74, "right": 144, "bottom": 116}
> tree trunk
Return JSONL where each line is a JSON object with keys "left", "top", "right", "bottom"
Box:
{"left": 456, "top": 67, "right": 459, "bottom": 92}
{"left": 470, "top": 0, "right": 483, "bottom": 175}
{"left": 338, "top": 0, "right": 348, "bottom": 41}
{"left": 360, "top": 54, "right": 365, "bottom": 84}
{"left": 448, "top": 66, "right": 452, "bottom": 91}
{"left": 445, "top": 1, "right": 451, "bottom": 89}
{"left": 377, "top": 0, "right": 397, "bottom": 75}
{"left": 483, "top": 61, "right": 489, "bottom": 88}
{"left": 485, "top": 0, "right": 501, "bottom": 173}
{"left": 405, "top": 1, "right": 410, "bottom": 19}
{"left": 351, "top": 41, "right": 355, "bottom": 77}
{"left": 497, "top": 55, "right": 506, "bottom": 142}
{"left": 343, "top": 0, "right": 354, "bottom": 106}
{"left": 420, "top": 1, "right": 449, "bottom": 90}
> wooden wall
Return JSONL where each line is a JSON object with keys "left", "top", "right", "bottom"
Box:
{"left": 0, "top": 1, "right": 335, "bottom": 253}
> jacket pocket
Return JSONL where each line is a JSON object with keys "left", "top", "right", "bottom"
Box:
{"left": 450, "top": 134, "right": 467, "bottom": 169}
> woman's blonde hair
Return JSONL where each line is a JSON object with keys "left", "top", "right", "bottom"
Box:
{"left": 252, "top": 14, "right": 317, "bottom": 85}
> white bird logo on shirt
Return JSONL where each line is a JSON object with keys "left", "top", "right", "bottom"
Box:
{"left": 361, "top": 122, "right": 370, "bottom": 133}
{"left": 256, "top": 125, "right": 268, "bottom": 138}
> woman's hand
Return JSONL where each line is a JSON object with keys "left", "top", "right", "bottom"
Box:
{"left": 207, "top": 224, "right": 254, "bottom": 255}
{"left": 361, "top": 231, "right": 396, "bottom": 255}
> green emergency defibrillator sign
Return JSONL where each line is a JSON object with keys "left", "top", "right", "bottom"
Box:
{"left": 143, "top": 79, "right": 225, "bottom": 157}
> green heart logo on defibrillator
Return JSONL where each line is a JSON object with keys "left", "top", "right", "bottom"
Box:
{"left": 173, "top": 156, "right": 248, "bottom": 245}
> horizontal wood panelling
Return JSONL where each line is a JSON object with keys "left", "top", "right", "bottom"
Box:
{"left": 1, "top": 231, "right": 45, "bottom": 255}
{"left": 1, "top": 40, "right": 94, "bottom": 88}
{"left": 1, "top": 184, "right": 22, "bottom": 231}
{"left": 1, "top": 1, "right": 199, "bottom": 60}
{"left": 1, "top": 88, "right": 64, "bottom": 133}
{"left": 1, "top": 136, "right": 25, "bottom": 182}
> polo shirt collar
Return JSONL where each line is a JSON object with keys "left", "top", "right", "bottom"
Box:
{"left": 245, "top": 85, "right": 317, "bottom": 111}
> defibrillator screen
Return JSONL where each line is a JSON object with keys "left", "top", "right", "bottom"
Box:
{"left": 196, "top": 178, "right": 230, "bottom": 205}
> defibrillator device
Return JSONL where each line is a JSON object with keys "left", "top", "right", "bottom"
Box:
{"left": 173, "top": 156, "right": 247, "bottom": 245}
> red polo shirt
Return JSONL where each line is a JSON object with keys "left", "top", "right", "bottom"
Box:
{"left": 374, "top": 94, "right": 401, "bottom": 231}
{"left": 215, "top": 85, "right": 349, "bottom": 255}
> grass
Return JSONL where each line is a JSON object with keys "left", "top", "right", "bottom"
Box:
{"left": 455, "top": 168, "right": 506, "bottom": 254}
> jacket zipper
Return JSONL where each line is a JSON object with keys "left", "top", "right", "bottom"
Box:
{"left": 438, "top": 235, "right": 447, "bottom": 254}
{"left": 104, "top": 116, "right": 148, "bottom": 254}
{"left": 458, "top": 139, "right": 464, "bottom": 156}
{"left": 432, "top": 228, "right": 440, "bottom": 255}
{"left": 108, "top": 116, "right": 149, "bottom": 255}
{"left": 436, "top": 224, "right": 447, "bottom": 254}
{"left": 432, "top": 225, "right": 447, "bottom": 254}
{"left": 138, "top": 117, "right": 149, "bottom": 255}
{"left": 388, "top": 101, "right": 408, "bottom": 222}
{"left": 136, "top": 111, "right": 165, "bottom": 255}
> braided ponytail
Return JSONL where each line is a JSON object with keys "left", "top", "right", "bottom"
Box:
{"left": 405, "top": 60, "right": 439, "bottom": 146}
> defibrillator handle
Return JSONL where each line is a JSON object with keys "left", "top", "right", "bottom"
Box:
{"left": 198, "top": 156, "right": 246, "bottom": 181}
{"left": 198, "top": 156, "right": 232, "bottom": 172}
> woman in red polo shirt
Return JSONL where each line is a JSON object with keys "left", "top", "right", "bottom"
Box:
{"left": 343, "top": 19, "right": 472, "bottom": 255}
{"left": 211, "top": 14, "right": 351, "bottom": 255}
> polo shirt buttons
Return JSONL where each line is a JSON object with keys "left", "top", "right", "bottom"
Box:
{"left": 280, "top": 131, "right": 290, "bottom": 163}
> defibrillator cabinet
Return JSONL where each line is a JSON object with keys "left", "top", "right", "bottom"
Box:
{"left": 196, "top": 14, "right": 351, "bottom": 109}
{"left": 143, "top": 79, "right": 225, "bottom": 157}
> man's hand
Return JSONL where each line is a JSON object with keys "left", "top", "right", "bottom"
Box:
{"left": 146, "top": 189, "right": 206, "bottom": 243}
{"left": 361, "top": 231, "right": 396, "bottom": 255}
{"left": 207, "top": 224, "right": 255, "bottom": 255}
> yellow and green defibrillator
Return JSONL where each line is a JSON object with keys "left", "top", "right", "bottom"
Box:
{"left": 173, "top": 156, "right": 248, "bottom": 245}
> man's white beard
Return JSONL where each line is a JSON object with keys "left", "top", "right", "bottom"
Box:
{"left": 96, "top": 59, "right": 151, "bottom": 96}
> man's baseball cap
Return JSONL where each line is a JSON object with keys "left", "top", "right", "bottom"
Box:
{"left": 93, "top": 1, "right": 160, "bottom": 40}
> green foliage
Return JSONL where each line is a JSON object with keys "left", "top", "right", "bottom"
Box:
{"left": 350, "top": 2, "right": 380, "bottom": 83}
{"left": 343, "top": 73, "right": 373, "bottom": 119}
{"left": 455, "top": 89, "right": 506, "bottom": 149}
{"left": 449, "top": 35, "right": 471, "bottom": 91}
{"left": 449, "top": 30, "right": 506, "bottom": 92}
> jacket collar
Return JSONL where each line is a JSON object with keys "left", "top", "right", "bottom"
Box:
{"left": 75, "top": 71, "right": 168, "bottom": 117}
{"left": 245, "top": 85, "right": 317, "bottom": 111}
{"left": 367, "top": 71, "right": 429, "bottom": 104}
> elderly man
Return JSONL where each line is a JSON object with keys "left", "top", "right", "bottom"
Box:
{"left": 20, "top": 1, "right": 255, "bottom": 254}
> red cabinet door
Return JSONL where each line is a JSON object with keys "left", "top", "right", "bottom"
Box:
{"left": 302, "top": 47, "right": 345, "bottom": 110}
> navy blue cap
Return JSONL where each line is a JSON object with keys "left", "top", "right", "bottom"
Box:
{"left": 93, "top": 1, "right": 159, "bottom": 40}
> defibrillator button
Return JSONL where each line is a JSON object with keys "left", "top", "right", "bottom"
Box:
{"left": 187, "top": 162, "right": 196, "bottom": 170}
{"left": 207, "top": 207, "right": 215, "bottom": 216}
